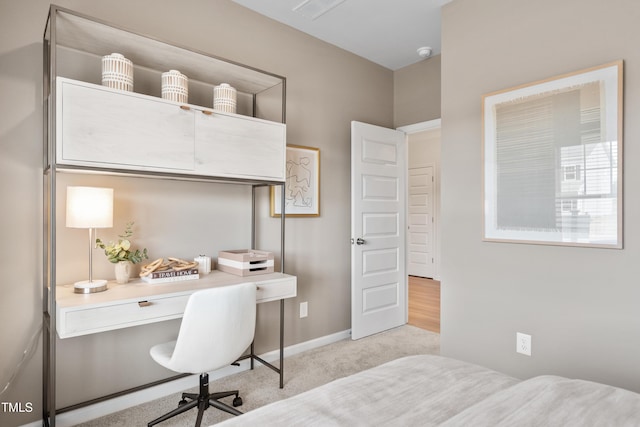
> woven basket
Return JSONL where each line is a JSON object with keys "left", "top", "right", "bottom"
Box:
{"left": 161, "top": 70, "right": 188, "bottom": 103}
{"left": 101, "top": 53, "right": 133, "bottom": 91}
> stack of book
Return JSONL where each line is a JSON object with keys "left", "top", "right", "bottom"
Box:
{"left": 141, "top": 268, "right": 199, "bottom": 284}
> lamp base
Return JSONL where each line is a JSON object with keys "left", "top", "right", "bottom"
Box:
{"left": 73, "top": 279, "right": 108, "bottom": 294}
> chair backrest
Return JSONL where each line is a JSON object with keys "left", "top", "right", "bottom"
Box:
{"left": 165, "top": 282, "right": 256, "bottom": 374}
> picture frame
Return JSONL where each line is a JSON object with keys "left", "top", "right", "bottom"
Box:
{"left": 482, "top": 61, "right": 623, "bottom": 248}
{"left": 271, "top": 145, "right": 320, "bottom": 217}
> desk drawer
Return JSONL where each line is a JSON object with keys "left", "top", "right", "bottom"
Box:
{"left": 58, "top": 294, "right": 189, "bottom": 338}
{"left": 256, "top": 276, "right": 297, "bottom": 303}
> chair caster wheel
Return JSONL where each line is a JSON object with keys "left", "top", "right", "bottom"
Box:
{"left": 179, "top": 399, "right": 188, "bottom": 406}
{"left": 233, "top": 396, "right": 243, "bottom": 407}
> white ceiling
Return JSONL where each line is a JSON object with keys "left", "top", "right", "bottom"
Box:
{"left": 231, "top": 0, "right": 451, "bottom": 70}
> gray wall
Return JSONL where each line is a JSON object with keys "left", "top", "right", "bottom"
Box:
{"left": 394, "top": 54, "right": 441, "bottom": 127}
{"left": 0, "top": 0, "right": 394, "bottom": 424}
{"left": 440, "top": 0, "right": 640, "bottom": 392}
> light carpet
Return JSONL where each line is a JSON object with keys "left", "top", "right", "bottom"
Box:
{"left": 77, "top": 325, "right": 439, "bottom": 426}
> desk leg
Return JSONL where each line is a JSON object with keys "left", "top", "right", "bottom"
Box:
{"left": 242, "top": 299, "right": 285, "bottom": 388}
{"left": 280, "top": 298, "right": 284, "bottom": 389}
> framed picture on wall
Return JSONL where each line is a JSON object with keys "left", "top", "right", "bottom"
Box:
{"left": 271, "top": 145, "right": 320, "bottom": 217}
{"left": 482, "top": 60, "right": 623, "bottom": 248}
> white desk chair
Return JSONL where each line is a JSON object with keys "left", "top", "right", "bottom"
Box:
{"left": 148, "top": 282, "right": 256, "bottom": 427}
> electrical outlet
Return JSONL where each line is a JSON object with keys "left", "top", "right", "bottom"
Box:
{"left": 516, "top": 332, "right": 532, "bottom": 356}
{"left": 300, "top": 301, "right": 308, "bottom": 318}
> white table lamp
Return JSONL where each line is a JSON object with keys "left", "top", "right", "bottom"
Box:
{"left": 66, "top": 186, "right": 114, "bottom": 294}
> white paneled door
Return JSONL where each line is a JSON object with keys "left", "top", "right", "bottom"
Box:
{"left": 407, "top": 166, "right": 434, "bottom": 278}
{"left": 351, "top": 121, "right": 406, "bottom": 340}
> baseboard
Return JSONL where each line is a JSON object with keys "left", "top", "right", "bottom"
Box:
{"left": 25, "top": 329, "right": 351, "bottom": 427}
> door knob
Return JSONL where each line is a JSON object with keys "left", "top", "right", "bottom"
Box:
{"left": 356, "top": 238, "right": 365, "bottom": 245}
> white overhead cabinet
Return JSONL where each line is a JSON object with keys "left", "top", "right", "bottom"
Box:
{"left": 57, "top": 78, "right": 196, "bottom": 172}
{"left": 195, "top": 112, "right": 285, "bottom": 180}
{"left": 57, "top": 77, "right": 286, "bottom": 180}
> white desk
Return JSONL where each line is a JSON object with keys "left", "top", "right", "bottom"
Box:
{"left": 55, "top": 271, "right": 296, "bottom": 398}
{"left": 56, "top": 271, "right": 296, "bottom": 339}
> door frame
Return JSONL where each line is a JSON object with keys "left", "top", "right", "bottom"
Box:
{"left": 397, "top": 119, "right": 442, "bottom": 282}
{"left": 397, "top": 118, "right": 441, "bottom": 135}
{"left": 350, "top": 119, "right": 442, "bottom": 337}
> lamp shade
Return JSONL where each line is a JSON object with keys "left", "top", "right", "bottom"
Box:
{"left": 66, "top": 186, "right": 114, "bottom": 229}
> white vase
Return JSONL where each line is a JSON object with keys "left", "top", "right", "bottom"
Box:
{"left": 115, "top": 261, "right": 132, "bottom": 284}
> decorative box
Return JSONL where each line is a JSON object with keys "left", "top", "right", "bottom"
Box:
{"left": 217, "top": 249, "right": 274, "bottom": 276}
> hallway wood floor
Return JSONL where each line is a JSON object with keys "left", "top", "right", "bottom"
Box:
{"left": 408, "top": 276, "right": 440, "bottom": 333}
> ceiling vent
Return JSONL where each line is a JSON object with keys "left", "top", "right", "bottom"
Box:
{"left": 292, "top": 0, "right": 346, "bottom": 20}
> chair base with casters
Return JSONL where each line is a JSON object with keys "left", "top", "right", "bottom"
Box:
{"left": 148, "top": 372, "right": 243, "bottom": 427}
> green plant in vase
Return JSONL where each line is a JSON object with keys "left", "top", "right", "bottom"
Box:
{"left": 96, "top": 222, "right": 148, "bottom": 263}
{"left": 96, "top": 222, "right": 148, "bottom": 284}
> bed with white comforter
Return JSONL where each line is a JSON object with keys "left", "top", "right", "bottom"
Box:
{"left": 216, "top": 355, "right": 640, "bottom": 426}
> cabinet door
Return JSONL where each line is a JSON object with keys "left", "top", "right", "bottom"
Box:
{"left": 194, "top": 111, "right": 285, "bottom": 181}
{"left": 57, "top": 79, "right": 195, "bottom": 172}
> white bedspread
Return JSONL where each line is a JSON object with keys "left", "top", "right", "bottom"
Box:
{"left": 216, "top": 355, "right": 519, "bottom": 426}
{"left": 216, "top": 355, "right": 640, "bottom": 426}
{"left": 441, "top": 375, "right": 640, "bottom": 427}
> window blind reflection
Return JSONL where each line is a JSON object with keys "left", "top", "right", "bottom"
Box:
{"left": 493, "top": 81, "right": 617, "bottom": 243}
